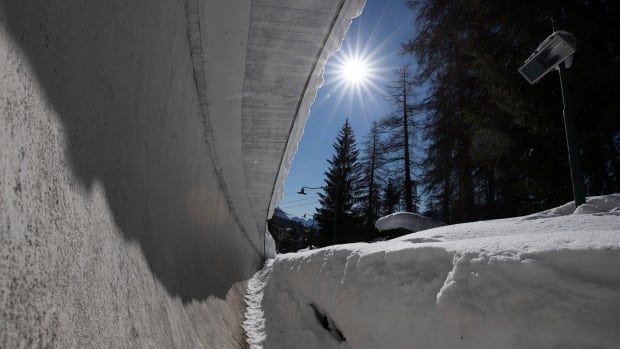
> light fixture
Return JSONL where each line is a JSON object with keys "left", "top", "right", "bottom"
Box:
{"left": 518, "top": 30, "right": 585, "bottom": 207}
{"left": 519, "top": 30, "right": 576, "bottom": 84}
{"left": 297, "top": 186, "right": 322, "bottom": 195}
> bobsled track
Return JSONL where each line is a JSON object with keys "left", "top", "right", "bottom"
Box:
{"left": 0, "top": 0, "right": 364, "bottom": 347}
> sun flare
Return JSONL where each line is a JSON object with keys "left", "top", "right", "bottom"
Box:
{"left": 341, "top": 58, "right": 369, "bottom": 84}
{"left": 323, "top": 47, "right": 384, "bottom": 121}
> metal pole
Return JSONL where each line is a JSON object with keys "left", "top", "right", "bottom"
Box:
{"left": 558, "top": 66, "right": 586, "bottom": 207}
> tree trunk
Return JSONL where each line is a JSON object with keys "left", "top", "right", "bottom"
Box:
{"left": 486, "top": 167, "right": 496, "bottom": 217}
{"left": 367, "top": 137, "right": 376, "bottom": 231}
{"left": 402, "top": 68, "right": 413, "bottom": 212}
{"left": 457, "top": 140, "right": 475, "bottom": 222}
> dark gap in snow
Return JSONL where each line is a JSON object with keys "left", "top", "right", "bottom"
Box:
{"left": 309, "top": 303, "right": 346, "bottom": 342}
{"left": 406, "top": 238, "right": 442, "bottom": 244}
{"left": 310, "top": 303, "right": 329, "bottom": 330}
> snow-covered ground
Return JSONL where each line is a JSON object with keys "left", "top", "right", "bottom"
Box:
{"left": 244, "top": 194, "right": 620, "bottom": 349}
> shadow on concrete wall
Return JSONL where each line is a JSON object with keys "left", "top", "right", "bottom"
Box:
{"left": 0, "top": 0, "right": 260, "bottom": 302}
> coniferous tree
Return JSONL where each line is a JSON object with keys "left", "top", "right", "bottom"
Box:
{"left": 359, "top": 121, "right": 383, "bottom": 239}
{"left": 403, "top": 0, "right": 620, "bottom": 222}
{"left": 315, "top": 119, "right": 363, "bottom": 246}
{"left": 379, "top": 65, "right": 419, "bottom": 213}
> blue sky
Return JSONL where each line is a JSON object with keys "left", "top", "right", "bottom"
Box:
{"left": 280, "top": 0, "right": 416, "bottom": 218}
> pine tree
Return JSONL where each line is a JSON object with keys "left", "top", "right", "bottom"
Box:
{"left": 314, "top": 119, "right": 363, "bottom": 246}
{"left": 379, "top": 65, "right": 419, "bottom": 213}
{"left": 403, "top": 0, "right": 620, "bottom": 222}
{"left": 359, "top": 121, "right": 383, "bottom": 239}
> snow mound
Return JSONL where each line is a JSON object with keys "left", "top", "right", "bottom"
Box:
{"left": 375, "top": 212, "right": 445, "bottom": 233}
{"left": 245, "top": 195, "right": 620, "bottom": 348}
{"left": 526, "top": 193, "right": 620, "bottom": 219}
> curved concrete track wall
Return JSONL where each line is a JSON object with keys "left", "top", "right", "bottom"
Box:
{"left": 0, "top": 0, "right": 363, "bottom": 347}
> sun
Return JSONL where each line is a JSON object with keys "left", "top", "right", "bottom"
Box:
{"left": 322, "top": 46, "right": 385, "bottom": 121}
{"left": 340, "top": 57, "right": 370, "bottom": 85}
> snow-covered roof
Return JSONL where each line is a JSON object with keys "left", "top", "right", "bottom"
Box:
{"left": 375, "top": 211, "right": 445, "bottom": 233}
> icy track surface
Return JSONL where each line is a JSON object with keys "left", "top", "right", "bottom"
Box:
{"left": 244, "top": 194, "right": 620, "bottom": 349}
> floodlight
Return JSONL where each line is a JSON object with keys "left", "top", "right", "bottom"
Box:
{"left": 519, "top": 31, "right": 577, "bottom": 84}
{"left": 297, "top": 186, "right": 322, "bottom": 195}
{"left": 517, "top": 30, "right": 586, "bottom": 207}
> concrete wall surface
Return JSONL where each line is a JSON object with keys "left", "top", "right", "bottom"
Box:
{"left": 0, "top": 0, "right": 363, "bottom": 347}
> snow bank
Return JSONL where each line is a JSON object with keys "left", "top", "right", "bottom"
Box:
{"left": 375, "top": 212, "right": 445, "bottom": 233}
{"left": 245, "top": 195, "right": 620, "bottom": 348}
{"left": 526, "top": 193, "right": 620, "bottom": 218}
